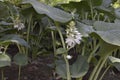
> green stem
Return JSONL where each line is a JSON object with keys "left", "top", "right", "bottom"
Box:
{"left": 55, "top": 22, "right": 65, "bottom": 49}
{"left": 89, "top": 0, "right": 94, "bottom": 20}
{"left": 17, "top": 44, "right": 22, "bottom": 53}
{"left": 63, "top": 55, "right": 71, "bottom": 80}
{"left": 87, "top": 44, "right": 100, "bottom": 63}
{"left": 93, "top": 55, "right": 109, "bottom": 80}
{"left": 81, "top": 44, "right": 85, "bottom": 56}
{"left": 1, "top": 68, "right": 4, "bottom": 80}
{"left": 88, "top": 58, "right": 102, "bottom": 80}
{"left": 3, "top": 45, "right": 8, "bottom": 54}
{"left": 55, "top": 22, "right": 71, "bottom": 80}
{"left": 18, "top": 66, "right": 21, "bottom": 80}
{"left": 99, "top": 65, "right": 111, "bottom": 80}
{"left": 26, "top": 14, "right": 32, "bottom": 55}
{"left": 51, "top": 31, "right": 56, "bottom": 56}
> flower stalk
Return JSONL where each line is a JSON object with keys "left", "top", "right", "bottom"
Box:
{"left": 55, "top": 22, "right": 71, "bottom": 80}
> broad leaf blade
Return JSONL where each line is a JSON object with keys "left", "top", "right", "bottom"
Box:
{"left": 0, "top": 53, "right": 11, "bottom": 67}
{"left": 94, "top": 21, "right": 120, "bottom": 31}
{"left": 90, "top": 33, "right": 118, "bottom": 56}
{"left": 108, "top": 56, "right": 120, "bottom": 71}
{"left": 77, "top": 21, "right": 94, "bottom": 37}
{"left": 109, "top": 56, "right": 120, "bottom": 63}
{"left": 93, "top": 21, "right": 120, "bottom": 46}
{"left": 0, "top": 34, "right": 29, "bottom": 47}
{"left": 71, "top": 55, "right": 89, "bottom": 78}
{"left": 96, "top": 30, "right": 120, "bottom": 46}
{"left": 55, "top": 59, "right": 67, "bottom": 79}
{"left": 23, "top": 0, "right": 72, "bottom": 23}
{"left": 13, "top": 53, "right": 28, "bottom": 66}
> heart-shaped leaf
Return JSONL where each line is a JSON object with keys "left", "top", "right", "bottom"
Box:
{"left": 23, "top": 0, "right": 72, "bottom": 23}
{"left": 93, "top": 21, "right": 120, "bottom": 46}
{"left": 0, "top": 53, "right": 11, "bottom": 67}
{"left": 90, "top": 33, "right": 119, "bottom": 56}
{"left": 70, "top": 55, "right": 89, "bottom": 78}
{"left": 13, "top": 53, "right": 28, "bottom": 66}
{"left": 95, "top": 30, "right": 120, "bottom": 46}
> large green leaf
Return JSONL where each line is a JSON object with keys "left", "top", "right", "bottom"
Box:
{"left": 0, "top": 34, "right": 29, "bottom": 47}
{"left": 13, "top": 53, "right": 28, "bottom": 66}
{"left": 90, "top": 33, "right": 119, "bottom": 56}
{"left": 56, "top": 59, "right": 67, "bottom": 79}
{"left": 23, "top": 0, "right": 72, "bottom": 23}
{"left": 94, "top": 21, "right": 120, "bottom": 31}
{"left": 0, "top": 53, "right": 11, "bottom": 67}
{"left": 109, "top": 56, "right": 120, "bottom": 63}
{"left": 70, "top": 55, "right": 89, "bottom": 78}
{"left": 93, "top": 21, "right": 120, "bottom": 46}
{"left": 108, "top": 56, "right": 120, "bottom": 71}
{"left": 55, "top": 55, "right": 89, "bottom": 78}
{"left": 0, "top": 21, "right": 13, "bottom": 26}
{"left": 114, "top": 8, "right": 120, "bottom": 19}
{"left": 96, "top": 30, "right": 120, "bottom": 46}
{"left": 77, "top": 21, "right": 94, "bottom": 37}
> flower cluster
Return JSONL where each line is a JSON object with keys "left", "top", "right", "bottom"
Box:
{"left": 14, "top": 20, "right": 25, "bottom": 31}
{"left": 65, "top": 21, "right": 82, "bottom": 48}
{"left": 14, "top": 23, "right": 25, "bottom": 31}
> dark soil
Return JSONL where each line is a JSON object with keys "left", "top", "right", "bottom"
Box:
{"left": 103, "top": 69, "right": 120, "bottom": 80}
{"left": 0, "top": 54, "right": 120, "bottom": 80}
{"left": 0, "top": 45, "right": 119, "bottom": 80}
{"left": 0, "top": 55, "right": 54, "bottom": 80}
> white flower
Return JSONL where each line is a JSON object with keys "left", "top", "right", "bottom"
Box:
{"left": 65, "top": 21, "right": 82, "bottom": 48}
{"left": 66, "top": 36, "right": 76, "bottom": 47}
{"left": 14, "top": 23, "right": 25, "bottom": 31}
{"left": 66, "top": 55, "right": 72, "bottom": 59}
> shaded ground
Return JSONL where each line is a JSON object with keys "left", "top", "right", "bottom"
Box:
{"left": 0, "top": 55, "right": 54, "bottom": 80}
{"left": 0, "top": 54, "right": 119, "bottom": 80}
{"left": 102, "top": 69, "right": 120, "bottom": 80}
{"left": 0, "top": 45, "right": 119, "bottom": 80}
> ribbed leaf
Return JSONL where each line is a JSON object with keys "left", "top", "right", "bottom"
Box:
{"left": 23, "top": 0, "right": 72, "bottom": 23}
{"left": 0, "top": 34, "right": 29, "bottom": 47}
{"left": 95, "top": 30, "right": 120, "bottom": 46}
{"left": 94, "top": 21, "right": 120, "bottom": 31}
{"left": 77, "top": 21, "right": 94, "bottom": 37}
{"left": 93, "top": 21, "right": 120, "bottom": 46}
